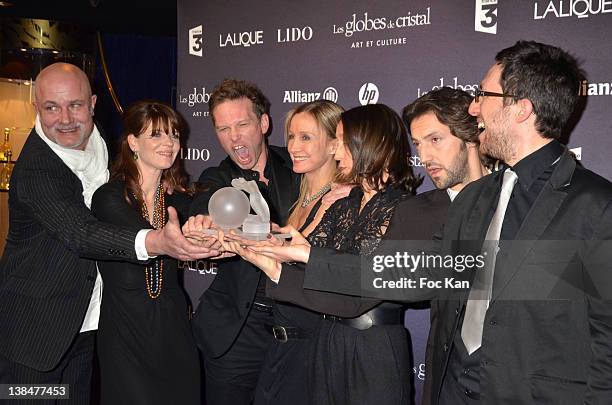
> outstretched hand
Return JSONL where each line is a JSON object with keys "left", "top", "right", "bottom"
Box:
{"left": 218, "top": 230, "right": 282, "bottom": 281}
{"left": 145, "top": 206, "right": 220, "bottom": 261}
{"left": 181, "top": 214, "right": 237, "bottom": 259}
{"left": 248, "top": 225, "right": 311, "bottom": 264}
{"left": 182, "top": 214, "right": 218, "bottom": 245}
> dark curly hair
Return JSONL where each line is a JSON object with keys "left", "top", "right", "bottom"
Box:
{"left": 402, "top": 87, "right": 479, "bottom": 144}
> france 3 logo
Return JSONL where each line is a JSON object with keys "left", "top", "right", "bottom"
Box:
{"left": 189, "top": 25, "right": 203, "bottom": 57}
{"left": 475, "top": 0, "right": 498, "bottom": 34}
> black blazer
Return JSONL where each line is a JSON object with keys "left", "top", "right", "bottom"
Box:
{"left": 0, "top": 130, "right": 141, "bottom": 371}
{"left": 190, "top": 146, "right": 300, "bottom": 358}
{"left": 385, "top": 189, "right": 450, "bottom": 241}
{"left": 387, "top": 189, "right": 450, "bottom": 405}
{"left": 302, "top": 150, "right": 612, "bottom": 404}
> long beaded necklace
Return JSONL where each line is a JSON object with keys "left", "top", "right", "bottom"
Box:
{"left": 300, "top": 182, "right": 332, "bottom": 208}
{"left": 136, "top": 184, "right": 166, "bottom": 299}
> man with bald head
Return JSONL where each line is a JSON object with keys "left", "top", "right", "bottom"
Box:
{"left": 34, "top": 62, "right": 97, "bottom": 150}
{"left": 0, "top": 62, "right": 217, "bottom": 402}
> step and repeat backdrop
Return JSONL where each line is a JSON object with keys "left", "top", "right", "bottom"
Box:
{"left": 177, "top": 0, "right": 611, "bottom": 401}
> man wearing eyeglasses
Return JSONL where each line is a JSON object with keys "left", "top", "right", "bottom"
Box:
{"left": 299, "top": 40, "right": 612, "bottom": 404}
{"left": 427, "top": 40, "right": 612, "bottom": 405}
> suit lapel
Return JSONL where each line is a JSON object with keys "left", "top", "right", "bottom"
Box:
{"left": 491, "top": 151, "right": 575, "bottom": 302}
{"left": 29, "top": 129, "right": 84, "bottom": 191}
{"left": 463, "top": 173, "right": 502, "bottom": 241}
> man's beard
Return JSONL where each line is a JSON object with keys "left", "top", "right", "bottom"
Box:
{"left": 479, "top": 110, "right": 515, "bottom": 163}
{"left": 433, "top": 142, "right": 469, "bottom": 190}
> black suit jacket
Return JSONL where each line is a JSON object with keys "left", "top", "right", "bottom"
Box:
{"left": 302, "top": 150, "right": 612, "bottom": 404}
{"left": 0, "top": 130, "right": 141, "bottom": 371}
{"left": 190, "top": 146, "right": 300, "bottom": 358}
{"left": 385, "top": 189, "right": 450, "bottom": 241}
{"left": 386, "top": 189, "right": 450, "bottom": 405}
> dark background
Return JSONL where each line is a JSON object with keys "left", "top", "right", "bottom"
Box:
{"left": 0, "top": 0, "right": 176, "bottom": 36}
{"left": 0, "top": 0, "right": 178, "bottom": 158}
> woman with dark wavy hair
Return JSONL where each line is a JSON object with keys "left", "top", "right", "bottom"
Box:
{"left": 223, "top": 104, "right": 421, "bottom": 405}
{"left": 91, "top": 100, "right": 199, "bottom": 405}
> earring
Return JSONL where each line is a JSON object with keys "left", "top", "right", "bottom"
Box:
{"left": 133, "top": 151, "right": 139, "bottom": 160}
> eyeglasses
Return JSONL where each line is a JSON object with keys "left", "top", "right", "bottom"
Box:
{"left": 472, "top": 86, "right": 516, "bottom": 103}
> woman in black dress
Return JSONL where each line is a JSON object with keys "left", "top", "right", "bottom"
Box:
{"left": 91, "top": 101, "right": 200, "bottom": 405}
{"left": 254, "top": 100, "right": 344, "bottom": 405}
{"left": 223, "top": 104, "right": 421, "bottom": 405}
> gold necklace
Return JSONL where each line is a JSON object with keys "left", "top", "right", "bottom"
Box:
{"left": 301, "top": 182, "right": 332, "bottom": 208}
{"left": 136, "top": 184, "right": 166, "bottom": 299}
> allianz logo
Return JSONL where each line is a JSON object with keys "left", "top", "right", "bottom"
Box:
{"left": 578, "top": 80, "right": 612, "bottom": 96}
{"left": 283, "top": 87, "right": 338, "bottom": 103}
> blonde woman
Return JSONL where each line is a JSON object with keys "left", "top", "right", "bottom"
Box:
{"left": 254, "top": 100, "right": 344, "bottom": 405}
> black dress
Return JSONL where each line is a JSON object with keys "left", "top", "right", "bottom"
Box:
{"left": 91, "top": 180, "right": 200, "bottom": 405}
{"left": 268, "top": 186, "right": 413, "bottom": 405}
{"left": 255, "top": 198, "right": 326, "bottom": 405}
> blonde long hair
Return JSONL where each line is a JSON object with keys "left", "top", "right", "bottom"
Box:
{"left": 285, "top": 100, "right": 343, "bottom": 227}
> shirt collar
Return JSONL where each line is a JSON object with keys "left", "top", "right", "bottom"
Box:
{"left": 509, "top": 140, "right": 564, "bottom": 190}
{"left": 447, "top": 188, "right": 460, "bottom": 202}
